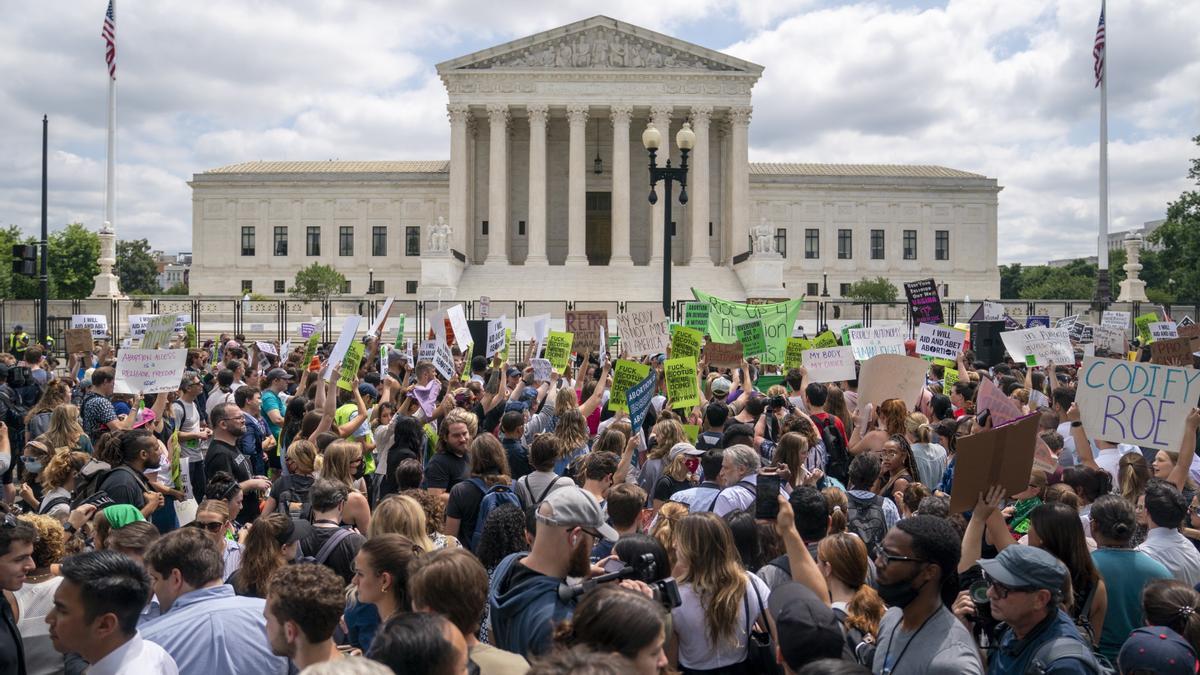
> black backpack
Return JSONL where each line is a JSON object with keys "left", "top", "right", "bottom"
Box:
{"left": 847, "top": 492, "right": 887, "bottom": 559}
{"left": 274, "top": 478, "right": 314, "bottom": 521}
{"left": 71, "top": 461, "right": 148, "bottom": 509}
{"left": 0, "top": 385, "right": 27, "bottom": 449}
{"left": 814, "top": 415, "right": 850, "bottom": 485}
{"left": 832, "top": 606, "right": 877, "bottom": 666}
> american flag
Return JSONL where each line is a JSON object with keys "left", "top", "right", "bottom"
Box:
{"left": 102, "top": 0, "right": 116, "bottom": 80}
{"left": 1093, "top": 2, "right": 1105, "bottom": 87}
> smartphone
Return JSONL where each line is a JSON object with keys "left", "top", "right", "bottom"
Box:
{"left": 602, "top": 558, "right": 626, "bottom": 574}
{"left": 755, "top": 470, "right": 782, "bottom": 520}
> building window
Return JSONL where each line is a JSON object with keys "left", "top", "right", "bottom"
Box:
{"left": 370, "top": 280, "right": 384, "bottom": 294}
{"left": 274, "top": 280, "right": 285, "bottom": 294}
{"left": 406, "top": 227, "right": 420, "bottom": 256}
{"left": 241, "top": 280, "right": 253, "bottom": 293}
{"left": 837, "top": 229, "right": 852, "bottom": 259}
{"left": 903, "top": 229, "right": 917, "bottom": 260}
{"left": 339, "top": 227, "right": 354, "bottom": 256}
{"left": 804, "top": 229, "right": 819, "bottom": 259}
{"left": 935, "top": 230, "right": 950, "bottom": 260}
{"left": 870, "top": 229, "right": 884, "bottom": 260}
{"left": 240, "top": 227, "right": 255, "bottom": 256}
{"left": 372, "top": 226, "right": 387, "bottom": 256}
{"left": 774, "top": 229, "right": 787, "bottom": 257}
{"left": 839, "top": 283, "right": 850, "bottom": 297}
{"left": 273, "top": 227, "right": 288, "bottom": 256}
{"left": 306, "top": 227, "right": 321, "bottom": 256}
{"left": 518, "top": 220, "right": 526, "bottom": 236}
{"left": 807, "top": 282, "right": 819, "bottom": 296}
{"left": 481, "top": 220, "right": 489, "bottom": 236}
{"left": 341, "top": 280, "right": 352, "bottom": 294}
{"left": 406, "top": 280, "right": 418, "bottom": 294}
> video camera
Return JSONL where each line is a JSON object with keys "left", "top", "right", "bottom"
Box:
{"left": 558, "top": 553, "right": 682, "bottom": 610}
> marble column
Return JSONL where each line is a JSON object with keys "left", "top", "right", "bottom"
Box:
{"left": 728, "top": 105, "right": 752, "bottom": 264}
{"left": 486, "top": 104, "right": 509, "bottom": 264}
{"left": 526, "top": 104, "right": 549, "bottom": 266}
{"left": 649, "top": 105, "right": 673, "bottom": 266}
{"left": 447, "top": 104, "right": 470, "bottom": 255}
{"left": 609, "top": 105, "right": 633, "bottom": 266}
{"left": 689, "top": 105, "right": 713, "bottom": 266}
{"left": 565, "top": 104, "right": 589, "bottom": 265}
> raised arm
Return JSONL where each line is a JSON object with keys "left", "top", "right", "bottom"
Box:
{"left": 1168, "top": 408, "right": 1200, "bottom": 492}
{"left": 579, "top": 359, "right": 611, "bottom": 418}
{"left": 1066, "top": 403, "right": 1100, "bottom": 471}
{"left": 959, "top": 485, "right": 1005, "bottom": 573}
{"left": 776, "top": 496, "right": 829, "bottom": 603}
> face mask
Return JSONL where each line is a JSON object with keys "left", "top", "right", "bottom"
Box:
{"left": 24, "top": 460, "right": 43, "bottom": 474}
{"left": 353, "top": 461, "right": 366, "bottom": 480}
{"left": 874, "top": 569, "right": 927, "bottom": 609}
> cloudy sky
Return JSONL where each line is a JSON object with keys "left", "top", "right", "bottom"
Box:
{"left": 1, "top": 0, "right": 1196, "bottom": 264}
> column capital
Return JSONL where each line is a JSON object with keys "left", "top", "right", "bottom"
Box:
{"left": 610, "top": 104, "right": 633, "bottom": 126}
{"left": 447, "top": 104, "right": 470, "bottom": 125}
{"left": 486, "top": 104, "right": 510, "bottom": 126}
{"left": 729, "top": 105, "right": 753, "bottom": 126}
{"left": 690, "top": 105, "right": 714, "bottom": 127}
{"left": 527, "top": 103, "right": 549, "bottom": 125}
{"left": 650, "top": 104, "right": 674, "bottom": 122}
{"left": 565, "top": 104, "right": 589, "bottom": 126}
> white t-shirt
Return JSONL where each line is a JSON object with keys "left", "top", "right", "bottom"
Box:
{"left": 671, "top": 573, "right": 771, "bottom": 670}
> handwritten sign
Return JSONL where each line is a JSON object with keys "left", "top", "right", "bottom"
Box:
{"left": 609, "top": 359, "right": 652, "bottom": 413}
{"left": 142, "top": 314, "right": 176, "bottom": 350}
{"left": 530, "top": 358, "right": 553, "bottom": 383}
{"left": 1076, "top": 356, "right": 1200, "bottom": 450}
{"left": 115, "top": 348, "right": 188, "bottom": 394}
{"left": 916, "top": 324, "right": 966, "bottom": 361}
{"left": 1093, "top": 325, "right": 1126, "bottom": 354}
{"left": 735, "top": 320, "right": 767, "bottom": 358}
{"left": 904, "top": 279, "right": 943, "bottom": 325}
{"left": 848, "top": 325, "right": 906, "bottom": 361}
{"left": 71, "top": 314, "right": 109, "bottom": 339}
{"left": 479, "top": 296, "right": 491, "bottom": 319}
{"left": 566, "top": 310, "right": 607, "bottom": 356}
{"left": 999, "top": 328, "right": 1073, "bottom": 367}
{"left": 704, "top": 341, "right": 744, "bottom": 368}
{"left": 858, "top": 354, "right": 929, "bottom": 408}
{"left": 670, "top": 325, "right": 703, "bottom": 361}
{"left": 801, "top": 346, "right": 857, "bottom": 384}
{"left": 691, "top": 289, "right": 803, "bottom": 365}
{"left": 784, "top": 337, "right": 811, "bottom": 370}
{"left": 684, "top": 302, "right": 710, "bottom": 333}
{"left": 486, "top": 316, "right": 507, "bottom": 358}
{"left": 1101, "top": 311, "right": 1130, "bottom": 330}
{"left": 1150, "top": 322, "right": 1179, "bottom": 341}
{"left": 665, "top": 356, "right": 700, "bottom": 408}
{"left": 1151, "top": 337, "right": 1195, "bottom": 367}
{"left": 337, "top": 342, "right": 365, "bottom": 391}
{"left": 981, "top": 301, "right": 1006, "bottom": 322}
{"left": 545, "top": 331, "right": 574, "bottom": 373}
{"left": 64, "top": 328, "right": 93, "bottom": 355}
{"left": 616, "top": 307, "right": 670, "bottom": 356}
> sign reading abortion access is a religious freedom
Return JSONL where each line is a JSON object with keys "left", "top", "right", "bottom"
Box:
{"left": 1076, "top": 356, "right": 1200, "bottom": 450}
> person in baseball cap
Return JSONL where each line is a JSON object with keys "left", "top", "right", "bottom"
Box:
{"left": 1118, "top": 626, "right": 1200, "bottom": 675}
{"left": 768, "top": 582, "right": 850, "bottom": 672}
{"left": 264, "top": 368, "right": 292, "bottom": 385}
{"left": 978, "top": 544, "right": 1103, "bottom": 673}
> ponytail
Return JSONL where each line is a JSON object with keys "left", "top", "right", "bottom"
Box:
{"left": 845, "top": 584, "right": 886, "bottom": 637}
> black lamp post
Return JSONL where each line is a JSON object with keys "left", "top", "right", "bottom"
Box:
{"left": 643, "top": 120, "right": 695, "bottom": 318}
{"left": 821, "top": 272, "right": 830, "bottom": 298}
{"left": 367, "top": 267, "right": 375, "bottom": 295}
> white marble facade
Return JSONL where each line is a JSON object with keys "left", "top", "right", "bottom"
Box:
{"left": 189, "top": 16, "right": 1001, "bottom": 301}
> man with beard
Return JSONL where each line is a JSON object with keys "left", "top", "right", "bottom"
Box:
{"left": 488, "top": 485, "right": 618, "bottom": 658}
{"left": 263, "top": 563, "right": 345, "bottom": 671}
{"left": 871, "top": 515, "right": 982, "bottom": 675}
{"left": 425, "top": 408, "right": 475, "bottom": 502}
{"left": 96, "top": 430, "right": 163, "bottom": 512}
{"left": 204, "top": 403, "right": 270, "bottom": 524}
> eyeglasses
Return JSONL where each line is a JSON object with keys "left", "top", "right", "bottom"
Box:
{"left": 875, "top": 549, "right": 926, "bottom": 568}
{"left": 984, "top": 572, "right": 1037, "bottom": 599}
{"left": 187, "top": 520, "right": 226, "bottom": 533}
{"left": 579, "top": 527, "right": 604, "bottom": 541}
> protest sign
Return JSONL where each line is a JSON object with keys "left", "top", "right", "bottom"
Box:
{"left": 446, "top": 304, "right": 473, "bottom": 348}
{"left": 665, "top": 356, "right": 700, "bottom": 408}
{"left": 1151, "top": 337, "right": 1194, "bottom": 367}
{"left": 801, "top": 346, "right": 856, "bottom": 384}
{"left": 784, "top": 337, "right": 811, "bottom": 370}
{"left": 684, "top": 302, "right": 710, "bottom": 333}
{"left": 903, "top": 279, "right": 944, "bottom": 325}
{"left": 499, "top": 329, "right": 511, "bottom": 364}
{"left": 1079, "top": 325, "right": 1095, "bottom": 344}
{"left": 848, "top": 325, "right": 907, "bottom": 361}
{"left": 545, "top": 331, "right": 574, "bottom": 373}
{"left": 255, "top": 341, "right": 278, "bottom": 357}
{"left": 1181, "top": 316, "right": 1196, "bottom": 328}
{"left": 367, "top": 297, "right": 395, "bottom": 338}
{"left": 704, "top": 341, "right": 743, "bottom": 368}
{"left": 915, "top": 324, "right": 966, "bottom": 361}
{"left": 681, "top": 424, "right": 699, "bottom": 443}
{"left": 1025, "top": 316, "right": 1051, "bottom": 329}
{"left": 627, "top": 370, "right": 658, "bottom": 435}
{"left": 1067, "top": 321, "right": 1086, "bottom": 343}
{"left": 691, "top": 289, "right": 802, "bottom": 365}
{"left": 432, "top": 341, "right": 455, "bottom": 380}
{"left": 324, "top": 316, "right": 363, "bottom": 381}
{"left": 393, "top": 315, "right": 406, "bottom": 349}
{"left": 128, "top": 314, "right": 152, "bottom": 338}
{"left": 943, "top": 368, "right": 959, "bottom": 389}
{"left": 300, "top": 322, "right": 317, "bottom": 338}
{"left": 566, "top": 310, "right": 607, "bottom": 355}
{"left": 841, "top": 323, "right": 860, "bottom": 348}
{"left": 735, "top": 320, "right": 767, "bottom": 358}
{"left": 670, "top": 325, "right": 703, "bottom": 360}
{"left": 142, "top": 315, "right": 176, "bottom": 350}
{"left": 1150, "top": 322, "right": 1179, "bottom": 341}
{"left": 617, "top": 306, "right": 670, "bottom": 356}
{"left": 71, "top": 314, "right": 109, "bottom": 339}
{"left": 530, "top": 358, "right": 553, "bottom": 383}
{"left": 1056, "top": 315, "right": 1079, "bottom": 329}
{"left": 302, "top": 331, "right": 321, "bottom": 365}
{"left": 999, "top": 328, "right": 1073, "bottom": 367}
{"left": 1093, "top": 325, "right": 1126, "bottom": 354}
{"left": 479, "top": 296, "right": 491, "bottom": 319}
{"left": 950, "top": 413, "right": 1039, "bottom": 512}
{"left": 1101, "top": 311, "right": 1130, "bottom": 330}
{"left": 857, "top": 354, "right": 929, "bottom": 408}
{"left": 486, "top": 316, "right": 507, "bottom": 358}
{"left": 1076, "top": 356, "right": 1200, "bottom": 450}
{"left": 64, "top": 328, "right": 93, "bottom": 355}
{"left": 418, "top": 340, "right": 437, "bottom": 363}
{"left": 812, "top": 331, "right": 839, "bottom": 349}
{"left": 115, "top": 348, "right": 189, "bottom": 395}
{"left": 1135, "top": 312, "right": 1159, "bottom": 344}
{"left": 981, "top": 301, "right": 1006, "bottom": 321}
{"left": 609, "top": 360, "right": 652, "bottom": 413}
{"left": 337, "top": 342, "right": 365, "bottom": 391}
{"left": 753, "top": 375, "right": 786, "bottom": 394}
{"left": 977, "top": 377, "right": 1024, "bottom": 427}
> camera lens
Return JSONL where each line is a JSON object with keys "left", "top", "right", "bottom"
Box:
{"left": 970, "top": 580, "right": 990, "bottom": 605}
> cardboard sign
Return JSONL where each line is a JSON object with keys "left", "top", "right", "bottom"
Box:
{"left": 812, "top": 331, "right": 839, "bottom": 349}
{"left": 616, "top": 307, "right": 670, "bottom": 356}
{"left": 1151, "top": 337, "right": 1195, "bottom": 367}
{"left": 1093, "top": 325, "right": 1126, "bottom": 354}
{"left": 916, "top": 324, "right": 966, "bottom": 361}
{"left": 367, "top": 297, "right": 395, "bottom": 338}
{"left": 704, "top": 341, "right": 744, "bottom": 368}
{"left": 71, "top": 314, "right": 109, "bottom": 339}
{"left": 1076, "top": 356, "right": 1200, "bottom": 450}
{"left": 801, "top": 346, "right": 857, "bottom": 384}
{"left": 849, "top": 325, "right": 907, "bottom": 361}
{"left": 115, "top": 348, "right": 189, "bottom": 395}
{"left": 1025, "top": 316, "right": 1051, "bottom": 329}
{"left": 337, "top": 342, "right": 365, "bottom": 391}
{"left": 545, "top": 331, "right": 574, "bottom": 373}
{"left": 691, "top": 289, "right": 803, "bottom": 365}
{"left": 784, "top": 338, "right": 811, "bottom": 370}
{"left": 735, "top": 320, "right": 767, "bottom": 358}
{"left": 665, "top": 356, "right": 700, "bottom": 408}
{"left": 64, "top": 328, "right": 93, "bottom": 355}
{"left": 432, "top": 341, "right": 455, "bottom": 380}
{"left": 981, "top": 301, "right": 1006, "bottom": 321}
{"left": 530, "top": 358, "right": 553, "bottom": 383}
{"left": 857, "top": 354, "right": 930, "bottom": 408}
{"left": 627, "top": 370, "right": 658, "bottom": 434}
{"left": 142, "top": 314, "right": 176, "bottom": 350}
{"left": 566, "top": 310, "right": 607, "bottom": 356}
{"left": 977, "top": 377, "right": 1025, "bottom": 427}
{"left": 1150, "top": 322, "right": 1179, "bottom": 341}
{"left": 1135, "top": 312, "right": 1159, "bottom": 344}
{"left": 324, "top": 316, "right": 363, "bottom": 381}
{"left": 1102, "top": 311, "right": 1131, "bottom": 330}
{"left": 684, "top": 302, "right": 710, "bottom": 333}
{"left": 609, "top": 359, "right": 652, "bottom": 413}
{"left": 904, "top": 279, "right": 943, "bottom": 325}
{"left": 999, "top": 328, "right": 1074, "bottom": 367}
{"left": 486, "top": 316, "right": 507, "bottom": 358}
{"left": 950, "top": 413, "right": 1040, "bottom": 512}
{"left": 1181, "top": 324, "right": 1200, "bottom": 340}
{"left": 670, "top": 325, "right": 703, "bottom": 361}
{"left": 446, "top": 304, "right": 473, "bottom": 348}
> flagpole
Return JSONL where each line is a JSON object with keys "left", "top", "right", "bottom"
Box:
{"left": 92, "top": 0, "right": 123, "bottom": 298}
{"left": 105, "top": 62, "right": 115, "bottom": 232}
{"left": 1095, "top": 0, "right": 1111, "bottom": 305}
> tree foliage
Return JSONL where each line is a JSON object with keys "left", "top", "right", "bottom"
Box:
{"left": 115, "top": 238, "right": 161, "bottom": 296}
{"left": 1147, "top": 134, "right": 1200, "bottom": 301}
{"left": 289, "top": 263, "right": 346, "bottom": 301}
{"left": 49, "top": 223, "right": 100, "bottom": 299}
{"left": 164, "top": 281, "right": 189, "bottom": 295}
{"left": 846, "top": 276, "right": 899, "bottom": 303}
{"left": 0, "top": 225, "right": 39, "bottom": 299}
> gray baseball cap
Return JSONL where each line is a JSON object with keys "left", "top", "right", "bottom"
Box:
{"left": 978, "top": 544, "right": 1067, "bottom": 592}
{"left": 536, "top": 486, "right": 618, "bottom": 542}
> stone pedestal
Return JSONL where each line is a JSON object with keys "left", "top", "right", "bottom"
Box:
{"left": 734, "top": 252, "right": 787, "bottom": 299}
{"left": 419, "top": 251, "right": 464, "bottom": 299}
{"left": 1117, "top": 233, "right": 1149, "bottom": 303}
{"left": 90, "top": 223, "right": 125, "bottom": 299}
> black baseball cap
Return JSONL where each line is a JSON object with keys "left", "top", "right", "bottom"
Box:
{"left": 768, "top": 582, "right": 847, "bottom": 669}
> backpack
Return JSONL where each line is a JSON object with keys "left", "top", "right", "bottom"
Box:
{"left": 71, "top": 461, "right": 149, "bottom": 509}
{"left": 814, "top": 414, "right": 850, "bottom": 485}
{"left": 274, "top": 478, "right": 314, "bottom": 521}
{"left": 1028, "top": 635, "right": 1114, "bottom": 675}
{"left": 0, "top": 386, "right": 27, "bottom": 449}
{"left": 467, "top": 477, "right": 522, "bottom": 551}
{"left": 846, "top": 492, "right": 887, "bottom": 559}
{"left": 831, "top": 606, "right": 877, "bottom": 666}
{"left": 8, "top": 365, "right": 41, "bottom": 407}
{"left": 519, "top": 475, "right": 562, "bottom": 509}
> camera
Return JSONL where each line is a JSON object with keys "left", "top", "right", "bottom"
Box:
{"left": 769, "top": 395, "right": 788, "bottom": 410}
{"left": 558, "top": 553, "right": 682, "bottom": 610}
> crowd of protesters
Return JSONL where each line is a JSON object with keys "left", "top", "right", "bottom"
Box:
{"left": 1, "top": 321, "right": 1199, "bottom": 675}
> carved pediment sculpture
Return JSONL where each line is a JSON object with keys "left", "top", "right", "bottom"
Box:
{"left": 459, "top": 26, "right": 738, "bottom": 71}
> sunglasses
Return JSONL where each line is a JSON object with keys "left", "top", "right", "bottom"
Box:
{"left": 983, "top": 572, "right": 1037, "bottom": 599}
{"left": 187, "top": 520, "right": 226, "bottom": 533}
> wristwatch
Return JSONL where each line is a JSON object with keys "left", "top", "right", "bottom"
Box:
{"left": 1070, "top": 421, "right": 1082, "bottom": 428}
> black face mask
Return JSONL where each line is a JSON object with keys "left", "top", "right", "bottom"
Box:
{"left": 353, "top": 460, "right": 366, "bottom": 480}
{"left": 874, "top": 567, "right": 928, "bottom": 609}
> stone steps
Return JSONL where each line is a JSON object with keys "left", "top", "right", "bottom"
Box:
{"left": 449, "top": 261, "right": 748, "bottom": 302}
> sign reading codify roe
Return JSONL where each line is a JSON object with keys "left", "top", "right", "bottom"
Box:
{"left": 1076, "top": 356, "right": 1200, "bottom": 450}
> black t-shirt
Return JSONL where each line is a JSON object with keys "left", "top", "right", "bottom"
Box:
{"left": 653, "top": 475, "right": 692, "bottom": 503}
{"left": 301, "top": 525, "right": 366, "bottom": 584}
{"left": 424, "top": 451, "right": 468, "bottom": 492}
{"left": 205, "top": 439, "right": 260, "bottom": 523}
{"left": 98, "top": 465, "right": 151, "bottom": 509}
{"left": 0, "top": 594, "right": 24, "bottom": 675}
{"left": 446, "top": 479, "right": 486, "bottom": 546}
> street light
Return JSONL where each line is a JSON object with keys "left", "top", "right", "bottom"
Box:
{"left": 367, "top": 267, "right": 375, "bottom": 295}
{"left": 643, "top": 120, "right": 694, "bottom": 317}
{"left": 821, "top": 273, "right": 830, "bottom": 298}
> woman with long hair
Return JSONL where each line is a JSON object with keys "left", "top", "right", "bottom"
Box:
{"left": 369, "top": 494, "right": 435, "bottom": 553}
{"left": 475, "top": 503, "right": 530, "bottom": 645}
{"left": 228, "top": 513, "right": 302, "bottom": 598}
{"left": 849, "top": 398, "right": 907, "bottom": 456}
{"left": 652, "top": 444, "right": 697, "bottom": 511}
{"left": 823, "top": 487, "right": 849, "bottom": 535}
{"left": 12, "top": 512, "right": 69, "bottom": 675}
{"left": 401, "top": 488, "right": 461, "bottom": 550}
{"left": 817, "top": 532, "right": 886, "bottom": 662}
{"left": 825, "top": 386, "right": 855, "bottom": 441}
{"left": 554, "top": 586, "right": 669, "bottom": 675}
{"left": 553, "top": 409, "right": 591, "bottom": 475}
{"left": 353, "top": 533, "right": 422, "bottom": 623}
{"left": 904, "top": 412, "right": 947, "bottom": 490}
{"left": 1029, "top": 501, "right": 1107, "bottom": 643}
{"left": 1062, "top": 465, "right": 1114, "bottom": 531}
{"left": 638, "top": 419, "right": 687, "bottom": 505}
{"left": 872, "top": 434, "right": 917, "bottom": 502}
{"left": 377, "top": 415, "right": 427, "bottom": 498}
{"left": 322, "top": 440, "right": 371, "bottom": 532}
{"left": 669, "top": 511, "right": 771, "bottom": 673}
{"left": 445, "top": 434, "right": 512, "bottom": 546}
{"left": 23, "top": 450, "right": 86, "bottom": 522}
{"left": 277, "top": 395, "right": 309, "bottom": 451}
{"left": 193, "top": 498, "right": 241, "bottom": 581}
{"left": 24, "top": 381, "right": 71, "bottom": 439}
{"left": 650, "top": 501, "right": 688, "bottom": 571}
{"left": 262, "top": 439, "right": 318, "bottom": 517}
{"left": 39, "top": 403, "right": 93, "bottom": 454}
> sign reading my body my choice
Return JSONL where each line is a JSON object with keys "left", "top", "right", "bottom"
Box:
{"left": 1076, "top": 356, "right": 1200, "bottom": 450}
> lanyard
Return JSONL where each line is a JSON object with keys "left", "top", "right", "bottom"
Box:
{"left": 881, "top": 607, "right": 938, "bottom": 675}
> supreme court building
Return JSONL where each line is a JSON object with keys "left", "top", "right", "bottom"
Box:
{"left": 190, "top": 16, "right": 1001, "bottom": 301}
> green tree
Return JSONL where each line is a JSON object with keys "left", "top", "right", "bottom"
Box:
{"left": 164, "top": 281, "right": 189, "bottom": 295}
{"left": 1148, "top": 134, "right": 1200, "bottom": 300}
{"left": 999, "top": 263, "right": 1024, "bottom": 299}
{"left": 846, "top": 276, "right": 899, "bottom": 303}
{"left": 0, "top": 225, "right": 39, "bottom": 299}
{"left": 48, "top": 223, "right": 100, "bottom": 299}
{"left": 289, "top": 263, "right": 346, "bottom": 301}
{"left": 115, "top": 238, "right": 160, "bottom": 296}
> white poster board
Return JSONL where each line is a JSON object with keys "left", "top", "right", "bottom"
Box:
{"left": 486, "top": 316, "right": 507, "bottom": 358}
{"left": 1076, "top": 356, "right": 1200, "bottom": 450}
{"left": 324, "top": 315, "right": 363, "bottom": 381}
{"left": 1150, "top": 322, "right": 1179, "bottom": 341}
{"left": 1101, "top": 311, "right": 1131, "bottom": 329}
{"left": 71, "top": 314, "right": 109, "bottom": 339}
{"left": 999, "top": 328, "right": 1074, "bottom": 366}
{"left": 848, "top": 325, "right": 907, "bottom": 361}
{"left": 115, "top": 349, "right": 189, "bottom": 394}
{"left": 800, "top": 346, "right": 857, "bottom": 384}
{"left": 446, "top": 304, "right": 473, "bottom": 348}
{"left": 915, "top": 324, "right": 966, "bottom": 361}
{"left": 366, "top": 297, "right": 395, "bottom": 338}
{"left": 857, "top": 354, "right": 930, "bottom": 408}
{"left": 616, "top": 306, "right": 671, "bottom": 356}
